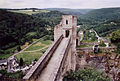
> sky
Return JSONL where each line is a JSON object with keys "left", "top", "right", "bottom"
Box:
{"left": 0, "top": 0, "right": 120, "bottom": 9}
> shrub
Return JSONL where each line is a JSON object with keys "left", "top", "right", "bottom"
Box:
{"left": 99, "top": 40, "right": 106, "bottom": 47}
{"left": 63, "top": 68, "right": 111, "bottom": 81}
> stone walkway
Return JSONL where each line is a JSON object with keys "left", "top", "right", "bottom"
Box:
{"left": 37, "top": 38, "right": 69, "bottom": 81}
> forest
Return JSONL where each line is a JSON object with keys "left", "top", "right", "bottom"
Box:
{"left": 0, "top": 9, "right": 63, "bottom": 54}
{"left": 78, "top": 8, "right": 120, "bottom": 37}
{"left": 1, "top": 7, "right": 120, "bottom": 54}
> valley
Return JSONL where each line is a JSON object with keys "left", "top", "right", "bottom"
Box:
{"left": 0, "top": 7, "right": 120, "bottom": 81}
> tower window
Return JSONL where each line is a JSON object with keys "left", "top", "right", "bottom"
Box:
{"left": 66, "top": 20, "right": 68, "bottom": 25}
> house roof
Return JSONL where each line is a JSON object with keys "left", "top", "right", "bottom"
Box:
{"left": 0, "top": 60, "right": 7, "bottom": 64}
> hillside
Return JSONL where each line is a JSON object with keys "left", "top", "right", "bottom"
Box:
{"left": 32, "top": 11, "right": 63, "bottom": 27}
{"left": 93, "top": 19, "right": 120, "bottom": 36}
{"left": 45, "top": 8, "right": 93, "bottom": 15}
{"left": 79, "top": 8, "right": 120, "bottom": 37}
{"left": 0, "top": 9, "right": 63, "bottom": 55}
{"left": 8, "top": 9, "right": 49, "bottom": 15}
{"left": 81, "top": 8, "right": 120, "bottom": 22}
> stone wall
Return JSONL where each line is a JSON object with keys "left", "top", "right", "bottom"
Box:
{"left": 77, "top": 47, "right": 115, "bottom": 53}
{"left": 55, "top": 37, "right": 72, "bottom": 81}
{"left": 24, "top": 15, "right": 78, "bottom": 81}
{"left": 23, "top": 35, "right": 63, "bottom": 80}
{"left": 54, "top": 15, "right": 77, "bottom": 79}
{"left": 54, "top": 15, "right": 77, "bottom": 40}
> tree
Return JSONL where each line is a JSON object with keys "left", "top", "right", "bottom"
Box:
{"left": 99, "top": 40, "right": 106, "bottom": 47}
{"left": 17, "top": 45, "right": 21, "bottom": 51}
{"left": 19, "top": 58, "right": 24, "bottom": 66}
{"left": 110, "top": 30, "right": 120, "bottom": 43}
{"left": 63, "top": 68, "right": 111, "bottom": 81}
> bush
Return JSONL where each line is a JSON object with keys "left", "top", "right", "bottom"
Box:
{"left": 17, "top": 45, "right": 21, "bottom": 51}
{"left": 0, "top": 70, "right": 7, "bottom": 76}
{"left": 0, "top": 49, "right": 4, "bottom": 54}
{"left": 110, "top": 30, "right": 120, "bottom": 43}
{"left": 4, "top": 50, "right": 10, "bottom": 54}
{"left": 63, "top": 68, "right": 111, "bottom": 81}
{"left": 0, "top": 70, "right": 24, "bottom": 79}
{"left": 99, "top": 40, "right": 106, "bottom": 47}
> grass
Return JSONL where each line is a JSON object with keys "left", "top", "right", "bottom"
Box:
{"left": 0, "top": 53, "right": 13, "bottom": 60}
{"left": 25, "top": 45, "right": 44, "bottom": 51}
{"left": 16, "top": 39, "right": 52, "bottom": 64}
{"left": 16, "top": 51, "right": 43, "bottom": 64}
{"left": 40, "top": 39, "right": 52, "bottom": 45}
{"left": 9, "top": 10, "right": 49, "bottom": 15}
{"left": 77, "top": 45, "right": 93, "bottom": 48}
{"left": 82, "top": 40, "right": 97, "bottom": 43}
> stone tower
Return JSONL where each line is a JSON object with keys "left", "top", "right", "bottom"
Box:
{"left": 54, "top": 15, "right": 77, "bottom": 71}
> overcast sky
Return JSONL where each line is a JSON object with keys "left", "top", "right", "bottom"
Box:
{"left": 0, "top": 0, "right": 120, "bottom": 9}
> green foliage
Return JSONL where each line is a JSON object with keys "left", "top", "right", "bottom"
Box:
{"left": 82, "top": 30, "right": 97, "bottom": 42}
{"left": 33, "top": 11, "right": 63, "bottom": 28}
{"left": 109, "top": 30, "right": 120, "bottom": 54}
{"left": 16, "top": 39, "right": 52, "bottom": 64}
{"left": 42, "top": 35, "right": 53, "bottom": 41}
{"left": 110, "top": 30, "right": 120, "bottom": 43}
{"left": 19, "top": 58, "right": 24, "bottom": 66}
{"left": 46, "top": 8, "right": 93, "bottom": 15}
{"left": 0, "top": 9, "right": 62, "bottom": 57}
{"left": 8, "top": 8, "right": 49, "bottom": 15}
{"left": 78, "top": 8, "right": 120, "bottom": 37}
{"left": 114, "top": 43, "right": 120, "bottom": 54}
{"left": 17, "top": 45, "right": 21, "bottom": 51}
{"left": 0, "top": 70, "right": 24, "bottom": 79}
{"left": 81, "top": 8, "right": 120, "bottom": 22}
{"left": 63, "top": 68, "right": 111, "bottom": 81}
{"left": 0, "top": 70, "right": 7, "bottom": 75}
{"left": 0, "top": 9, "right": 47, "bottom": 49}
{"left": 77, "top": 45, "right": 92, "bottom": 48}
{"left": 99, "top": 40, "right": 106, "bottom": 47}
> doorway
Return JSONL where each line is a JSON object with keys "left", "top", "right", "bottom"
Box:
{"left": 65, "top": 30, "right": 70, "bottom": 37}
{"left": 76, "top": 39, "right": 78, "bottom": 46}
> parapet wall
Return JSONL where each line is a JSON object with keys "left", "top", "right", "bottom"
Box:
{"left": 55, "top": 37, "right": 72, "bottom": 81}
{"left": 23, "top": 35, "right": 63, "bottom": 80}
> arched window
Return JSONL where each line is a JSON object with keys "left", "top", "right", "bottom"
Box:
{"left": 66, "top": 20, "right": 68, "bottom": 25}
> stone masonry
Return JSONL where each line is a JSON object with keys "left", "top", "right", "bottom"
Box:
{"left": 54, "top": 15, "right": 77, "bottom": 71}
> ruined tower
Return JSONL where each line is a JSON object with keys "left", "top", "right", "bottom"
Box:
{"left": 54, "top": 15, "right": 77, "bottom": 71}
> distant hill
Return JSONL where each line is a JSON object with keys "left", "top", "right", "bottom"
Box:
{"left": 33, "top": 11, "right": 63, "bottom": 29}
{"left": 4, "top": 8, "right": 50, "bottom": 15}
{"left": 79, "top": 8, "right": 120, "bottom": 37}
{"left": 45, "top": 8, "right": 93, "bottom": 15}
{"left": 3, "top": 8, "right": 93, "bottom": 16}
{"left": 81, "top": 8, "right": 120, "bottom": 22}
